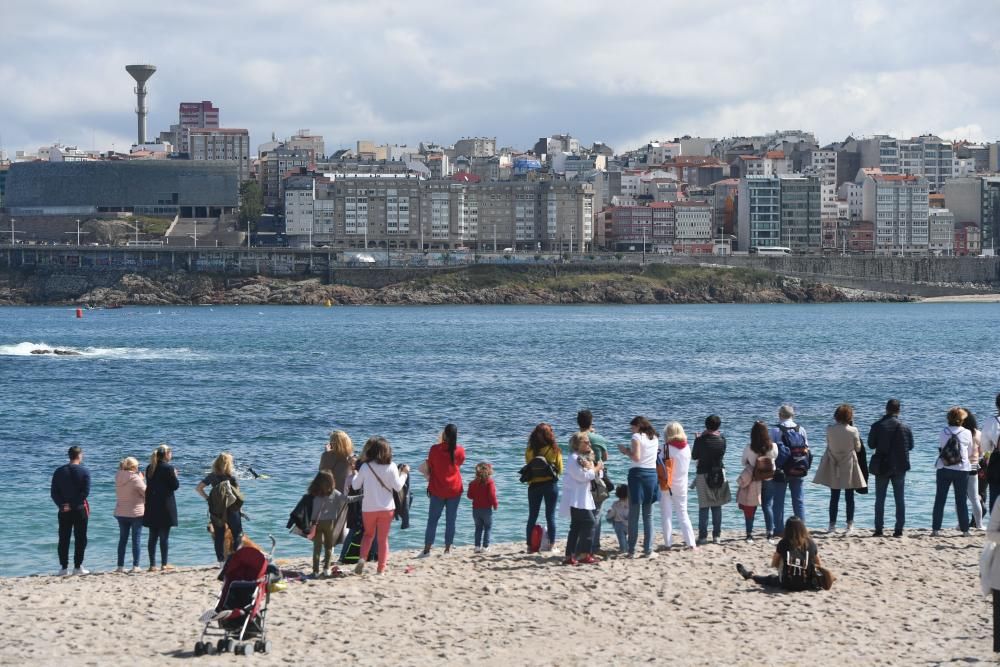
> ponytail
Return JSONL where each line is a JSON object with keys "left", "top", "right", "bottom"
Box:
{"left": 442, "top": 423, "right": 458, "bottom": 464}
{"left": 148, "top": 444, "right": 170, "bottom": 476}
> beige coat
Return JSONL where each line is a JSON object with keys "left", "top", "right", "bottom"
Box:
{"left": 813, "top": 423, "right": 867, "bottom": 490}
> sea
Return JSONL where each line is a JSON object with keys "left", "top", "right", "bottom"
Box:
{"left": 1, "top": 302, "right": 998, "bottom": 577}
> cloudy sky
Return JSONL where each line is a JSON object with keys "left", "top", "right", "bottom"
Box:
{"left": 2, "top": 0, "right": 999, "bottom": 157}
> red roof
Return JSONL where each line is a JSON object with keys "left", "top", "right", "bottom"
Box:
{"left": 765, "top": 151, "right": 785, "bottom": 159}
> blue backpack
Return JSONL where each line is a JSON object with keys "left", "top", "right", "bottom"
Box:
{"left": 778, "top": 424, "right": 811, "bottom": 477}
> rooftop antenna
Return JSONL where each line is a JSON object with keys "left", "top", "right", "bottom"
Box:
{"left": 125, "top": 64, "right": 157, "bottom": 145}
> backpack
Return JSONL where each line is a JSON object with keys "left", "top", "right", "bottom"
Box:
{"left": 939, "top": 429, "right": 963, "bottom": 466}
{"left": 656, "top": 448, "right": 674, "bottom": 493}
{"left": 780, "top": 542, "right": 814, "bottom": 590}
{"left": 778, "top": 425, "right": 811, "bottom": 477}
{"left": 527, "top": 524, "right": 544, "bottom": 553}
{"left": 519, "top": 454, "right": 558, "bottom": 483}
{"left": 706, "top": 465, "right": 726, "bottom": 490}
{"left": 753, "top": 455, "right": 776, "bottom": 482}
{"left": 208, "top": 478, "right": 241, "bottom": 524}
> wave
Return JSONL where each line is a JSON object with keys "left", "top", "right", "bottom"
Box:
{"left": 0, "top": 341, "right": 202, "bottom": 360}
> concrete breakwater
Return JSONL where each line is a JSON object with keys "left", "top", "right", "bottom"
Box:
{"left": 0, "top": 264, "right": 884, "bottom": 306}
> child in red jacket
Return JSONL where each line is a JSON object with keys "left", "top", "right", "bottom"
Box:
{"left": 467, "top": 462, "right": 498, "bottom": 552}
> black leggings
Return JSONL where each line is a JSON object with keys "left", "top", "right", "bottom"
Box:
{"left": 148, "top": 525, "right": 171, "bottom": 566}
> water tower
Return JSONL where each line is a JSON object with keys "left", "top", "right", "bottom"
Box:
{"left": 125, "top": 64, "right": 156, "bottom": 145}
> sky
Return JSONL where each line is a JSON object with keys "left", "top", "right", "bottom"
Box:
{"left": 2, "top": 0, "right": 999, "bottom": 158}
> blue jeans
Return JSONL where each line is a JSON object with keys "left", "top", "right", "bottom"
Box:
{"left": 829, "top": 489, "right": 855, "bottom": 525}
{"left": 212, "top": 510, "right": 243, "bottom": 562}
{"left": 627, "top": 468, "right": 658, "bottom": 555}
{"left": 874, "top": 474, "right": 906, "bottom": 534}
{"left": 613, "top": 522, "right": 629, "bottom": 551}
{"left": 590, "top": 508, "right": 604, "bottom": 553}
{"left": 116, "top": 516, "right": 143, "bottom": 568}
{"left": 769, "top": 476, "right": 806, "bottom": 534}
{"left": 698, "top": 506, "right": 722, "bottom": 541}
{"left": 762, "top": 479, "right": 777, "bottom": 536}
{"left": 472, "top": 507, "right": 493, "bottom": 547}
{"left": 425, "top": 495, "right": 461, "bottom": 548}
{"left": 526, "top": 480, "right": 558, "bottom": 546}
{"left": 932, "top": 468, "right": 969, "bottom": 532}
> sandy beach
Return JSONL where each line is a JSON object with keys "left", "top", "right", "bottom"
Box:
{"left": 0, "top": 528, "right": 993, "bottom": 666}
{"left": 921, "top": 294, "right": 1000, "bottom": 303}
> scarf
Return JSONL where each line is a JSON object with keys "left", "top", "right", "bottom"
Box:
{"left": 668, "top": 439, "right": 688, "bottom": 450}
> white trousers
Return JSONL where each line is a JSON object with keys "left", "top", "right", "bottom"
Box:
{"left": 660, "top": 485, "right": 696, "bottom": 547}
{"left": 969, "top": 472, "right": 984, "bottom": 529}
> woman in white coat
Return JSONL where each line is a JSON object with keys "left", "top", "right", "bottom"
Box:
{"left": 560, "top": 432, "right": 602, "bottom": 565}
{"left": 980, "top": 496, "right": 1000, "bottom": 652}
{"left": 661, "top": 421, "right": 697, "bottom": 550}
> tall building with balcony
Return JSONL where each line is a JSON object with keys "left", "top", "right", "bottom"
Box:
{"left": 673, "top": 201, "right": 714, "bottom": 253}
{"left": 858, "top": 135, "right": 900, "bottom": 174}
{"left": 927, "top": 208, "right": 955, "bottom": 255}
{"left": 862, "top": 173, "right": 930, "bottom": 254}
{"left": 899, "top": 135, "right": 954, "bottom": 192}
{"left": 737, "top": 176, "right": 780, "bottom": 250}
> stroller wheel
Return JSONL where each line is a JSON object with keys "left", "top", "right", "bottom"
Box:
{"left": 260, "top": 640, "right": 272, "bottom": 654}
{"left": 193, "top": 641, "right": 205, "bottom": 657}
{"left": 234, "top": 643, "right": 243, "bottom": 656}
{"left": 224, "top": 639, "right": 236, "bottom": 654}
{"left": 216, "top": 639, "right": 227, "bottom": 653}
{"left": 244, "top": 642, "right": 255, "bottom": 656}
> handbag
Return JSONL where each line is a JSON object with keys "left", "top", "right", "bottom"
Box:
{"left": 591, "top": 477, "right": 610, "bottom": 505}
{"left": 814, "top": 565, "right": 836, "bottom": 591}
{"left": 856, "top": 442, "right": 869, "bottom": 495}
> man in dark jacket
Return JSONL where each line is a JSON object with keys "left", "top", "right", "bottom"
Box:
{"left": 50, "top": 446, "right": 91, "bottom": 575}
{"left": 868, "top": 399, "right": 914, "bottom": 537}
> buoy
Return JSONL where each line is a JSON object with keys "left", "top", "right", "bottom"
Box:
{"left": 75, "top": 308, "right": 83, "bottom": 319}
{"left": 324, "top": 299, "right": 332, "bottom": 307}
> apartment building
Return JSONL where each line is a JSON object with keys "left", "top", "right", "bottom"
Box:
{"left": 861, "top": 173, "right": 930, "bottom": 254}
{"left": 673, "top": 202, "right": 713, "bottom": 253}
{"left": 778, "top": 175, "right": 822, "bottom": 251}
{"left": 737, "top": 176, "right": 780, "bottom": 250}
{"left": 927, "top": 208, "right": 955, "bottom": 255}
{"left": 188, "top": 128, "right": 251, "bottom": 182}
{"left": 899, "top": 135, "right": 954, "bottom": 192}
{"left": 858, "top": 135, "right": 900, "bottom": 174}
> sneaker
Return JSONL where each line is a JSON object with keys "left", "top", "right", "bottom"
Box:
{"left": 417, "top": 550, "right": 431, "bottom": 559}
{"left": 626, "top": 552, "right": 637, "bottom": 559}
{"left": 57, "top": 568, "right": 69, "bottom": 576}
{"left": 148, "top": 565, "right": 158, "bottom": 573}
{"left": 931, "top": 530, "right": 941, "bottom": 537}
{"left": 321, "top": 568, "right": 330, "bottom": 578}
{"left": 578, "top": 554, "right": 600, "bottom": 565}
{"left": 736, "top": 563, "right": 753, "bottom": 580}
{"left": 962, "top": 531, "right": 972, "bottom": 537}
{"left": 130, "top": 566, "right": 141, "bottom": 574}
{"left": 745, "top": 536, "right": 754, "bottom": 544}
{"left": 474, "top": 547, "right": 482, "bottom": 554}
{"left": 115, "top": 566, "right": 125, "bottom": 573}
{"left": 711, "top": 535, "right": 719, "bottom": 544}
{"left": 827, "top": 522, "right": 836, "bottom": 533}
{"left": 354, "top": 561, "right": 365, "bottom": 575}
{"left": 645, "top": 551, "right": 657, "bottom": 559}
{"left": 160, "top": 564, "right": 176, "bottom": 572}
{"left": 482, "top": 546, "right": 490, "bottom": 552}
{"left": 695, "top": 538, "right": 708, "bottom": 546}
{"left": 893, "top": 530, "right": 904, "bottom": 538}
{"left": 562, "top": 557, "right": 578, "bottom": 566}
{"left": 872, "top": 530, "right": 884, "bottom": 537}
{"left": 72, "top": 567, "right": 90, "bottom": 576}
{"left": 845, "top": 522, "right": 854, "bottom": 536}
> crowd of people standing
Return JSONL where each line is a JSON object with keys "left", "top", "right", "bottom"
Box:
{"left": 48, "top": 395, "right": 1000, "bottom": 588}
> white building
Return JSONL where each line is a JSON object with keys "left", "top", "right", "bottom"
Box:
{"left": 806, "top": 150, "right": 838, "bottom": 222}
{"left": 838, "top": 181, "right": 863, "bottom": 220}
{"left": 673, "top": 202, "right": 713, "bottom": 245}
{"left": 861, "top": 173, "right": 930, "bottom": 254}
{"left": 283, "top": 175, "right": 316, "bottom": 246}
{"left": 898, "top": 135, "right": 954, "bottom": 192}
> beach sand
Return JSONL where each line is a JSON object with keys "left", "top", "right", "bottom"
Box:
{"left": 0, "top": 529, "right": 993, "bottom": 666}
{"left": 922, "top": 294, "right": 1000, "bottom": 303}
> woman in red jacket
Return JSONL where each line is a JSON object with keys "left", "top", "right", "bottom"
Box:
{"left": 421, "top": 424, "right": 466, "bottom": 556}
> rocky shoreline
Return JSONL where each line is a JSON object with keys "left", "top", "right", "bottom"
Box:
{"left": 0, "top": 268, "right": 909, "bottom": 306}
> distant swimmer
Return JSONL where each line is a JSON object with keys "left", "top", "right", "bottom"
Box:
{"left": 247, "top": 466, "right": 269, "bottom": 480}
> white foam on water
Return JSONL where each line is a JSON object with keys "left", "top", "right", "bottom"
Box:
{"left": 0, "top": 341, "right": 202, "bottom": 360}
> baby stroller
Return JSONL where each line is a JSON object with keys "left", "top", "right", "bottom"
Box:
{"left": 193, "top": 536, "right": 279, "bottom": 656}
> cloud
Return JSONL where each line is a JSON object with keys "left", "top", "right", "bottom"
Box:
{"left": 1, "top": 0, "right": 998, "bottom": 157}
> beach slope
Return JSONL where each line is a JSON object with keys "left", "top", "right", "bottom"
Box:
{"left": 0, "top": 530, "right": 990, "bottom": 666}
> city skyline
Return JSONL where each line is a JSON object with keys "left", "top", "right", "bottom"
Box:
{"left": 2, "top": 0, "right": 1000, "bottom": 157}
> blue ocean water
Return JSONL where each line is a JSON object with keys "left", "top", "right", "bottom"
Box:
{"left": 1, "top": 302, "right": 998, "bottom": 577}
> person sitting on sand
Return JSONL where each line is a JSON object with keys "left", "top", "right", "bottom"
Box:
{"left": 560, "top": 432, "right": 602, "bottom": 565}
{"left": 196, "top": 453, "right": 244, "bottom": 566}
{"left": 736, "top": 516, "right": 822, "bottom": 591}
